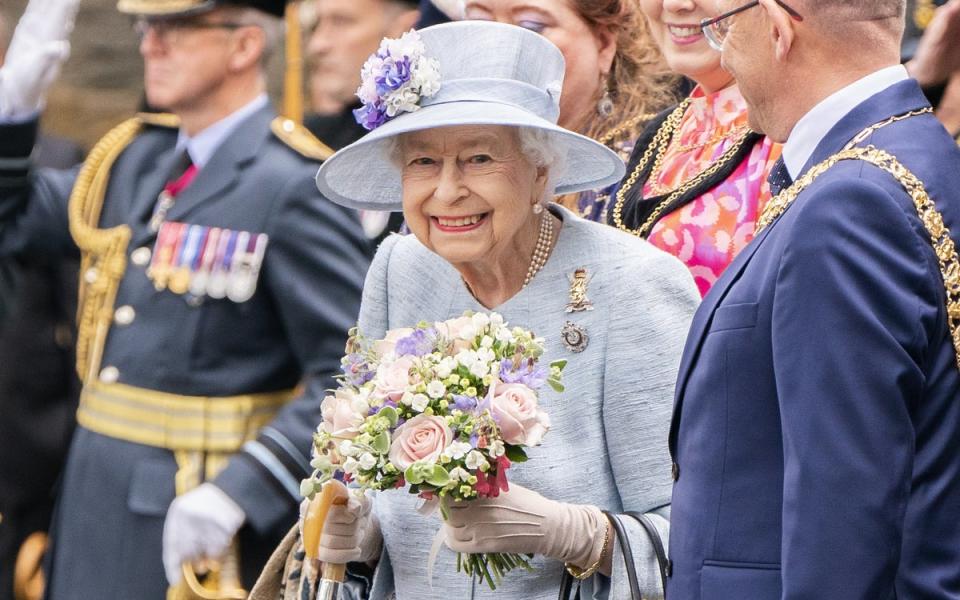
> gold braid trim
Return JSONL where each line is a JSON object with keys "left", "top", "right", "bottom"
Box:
{"left": 271, "top": 117, "right": 335, "bottom": 161}
{"left": 69, "top": 118, "right": 144, "bottom": 383}
{"left": 756, "top": 145, "right": 960, "bottom": 370}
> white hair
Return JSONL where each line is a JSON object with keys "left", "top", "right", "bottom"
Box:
{"left": 516, "top": 127, "right": 567, "bottom": 204}
{"left": 222, "top": 6, "right": 282, "bottom": 66}
{"left": 389, "top": 126, "right": 567, "bottom": 203}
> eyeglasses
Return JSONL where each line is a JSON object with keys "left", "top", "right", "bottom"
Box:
{"left": 133, "top": 16, "right": 249, "bottom": 44}
{"left": 700, "top": 0, "right": 804, "bottom": 51}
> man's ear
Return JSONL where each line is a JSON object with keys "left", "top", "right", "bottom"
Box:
{"left": 386, "top": 8, "right": 421, "bottom": 37}
{"left": 758, "top": 0, "right": 796, "bottom": 62}
{"left": 230, "top": 26, "right": 267, "bottom": 72}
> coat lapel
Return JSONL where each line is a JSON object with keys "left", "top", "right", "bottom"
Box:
{"left": 669, "top": 221, "right": 776, "bottom": 454}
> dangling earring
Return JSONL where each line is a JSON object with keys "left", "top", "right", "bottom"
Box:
{"left": 596, "top": 78, "right": 614, "bottom": 117}
{"left": 532, "top": 203, "right": 544, "bottom": 214}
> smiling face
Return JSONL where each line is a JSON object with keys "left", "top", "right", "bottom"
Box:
{"left": 464, "top": 0, "right": 616, "bottom": 133}
{"left": 639, "top": 0, "right": 734, "bottom": 92}
{"left": 399, "top": 125, "right": 548, "bottom": 271}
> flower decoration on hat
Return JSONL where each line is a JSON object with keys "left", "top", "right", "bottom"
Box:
{"left": 353, "top": 30, "right": 442, "bottom": 131}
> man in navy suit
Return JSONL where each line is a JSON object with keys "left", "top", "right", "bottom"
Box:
{"left": 668, "top": 1, "right": 960, "bottom": 598}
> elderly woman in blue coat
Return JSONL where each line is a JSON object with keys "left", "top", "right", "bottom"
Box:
{"left": 258, "top": 20, "right": 699, "bottom": 600}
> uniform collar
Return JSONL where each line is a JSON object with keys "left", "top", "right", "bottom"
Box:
{"left": 176, "top": 94, "right": 270, "bottom": 168}
{"left": 782, "top": 65, "right": 908, "bottom": 179}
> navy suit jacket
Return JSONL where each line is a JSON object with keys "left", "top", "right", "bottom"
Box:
{"left": 668, "top": 79, "right": 960, "bottom": 599}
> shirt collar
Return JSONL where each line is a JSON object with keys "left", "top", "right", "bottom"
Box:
{"left": 781, "top": 65, "right": 909, "bottom": 179}
{"left": 176, "top": 94, "right": 270, "bottom": 168}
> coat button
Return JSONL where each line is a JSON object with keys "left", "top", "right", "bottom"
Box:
{"left": 672, "top": 462, "right": 680, "bottom": 481}
{"left": 99, "top": 366, "right": 120, "bottom": 383}
{"left": 84, "top": 267, "right": 99, "bottom": 283}
{"left": 131, "top": 247, "right": 152, "bottom": 267}
{"left": 114, "top": 305, "right": 136, "bottom": 325}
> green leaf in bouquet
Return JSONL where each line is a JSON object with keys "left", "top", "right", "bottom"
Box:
{"left": 550, "top": 359, "right": 568, "bottom": 371}
{"left": 547, "top": 378, "right": 565, "bottom": 393}
{"left": 372, "top": 430, "right": 391, "bottom": 454}
{"left": 378, "top": 405, "right": 399, "bottom": 427}
{"left": 504, "top": 444, "right": 528, "bottom": 463}
{"left": 405, "top": 464, "right": 425, "bottom": 485}
{"left": 425, "top": 465, "right": 451, "bottom": 487}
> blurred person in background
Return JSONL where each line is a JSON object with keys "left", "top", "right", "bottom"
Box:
{"left": 0, "top": 9, "right": 83, "bottom": 600}
{"left": 904, "top": 0, "right": 960, "bottom": 138}
{"left": 0, "top": 0, "right": 369, "bottom": 597}
{"left": 606, "top": 0, "right": 782, "bottom": 296}
{"left": 464, "top": 0, "right": 677, "bottom": 222}
{"left": 304, "top": 0, "right": 419, "bottom": 241}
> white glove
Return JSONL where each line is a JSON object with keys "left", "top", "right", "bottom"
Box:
{"left": 162, "top": 482, "right": 246, "bottom": 585}
{"left": 443, "top": 483, "right": 608, "bottom": 570}
{"left": 300, "top": 492, "right": 382, "bottom": 564}
{"left": 0, "top": 0, "right": 81, "bottom": 118}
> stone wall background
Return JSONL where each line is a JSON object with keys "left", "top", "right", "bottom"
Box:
{"left": 1, "top": 0, "right": 287, "bottom": 150}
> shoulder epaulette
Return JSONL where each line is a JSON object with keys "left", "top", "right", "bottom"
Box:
{"left": 270, "top": 117, "right": 335, "bottom": 161}
{"left": 136, "top": 112, "right": 181, "bottom": 129}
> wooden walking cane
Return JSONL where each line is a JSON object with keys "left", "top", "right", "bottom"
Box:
{"left": 302, "top": 481, "right": 350, "bottom": 600}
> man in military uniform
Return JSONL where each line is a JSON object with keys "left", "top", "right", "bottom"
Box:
{"left": 0, "top": 0, "right": 370, "bottom": 596}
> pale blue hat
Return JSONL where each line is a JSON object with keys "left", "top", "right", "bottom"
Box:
{"left": 315, "top": 20, "right": 626, "bottom": 211}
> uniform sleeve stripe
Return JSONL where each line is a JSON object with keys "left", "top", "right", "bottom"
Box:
{"left": 260, "top": 426, "right": 311, "bottom": 475}
{"left": 242, "top": 440, "right": 301, "bottom": 500}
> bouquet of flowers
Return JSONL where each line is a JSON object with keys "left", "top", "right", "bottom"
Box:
{"left": 301, "top": 311, "right": 565, "bottom": 589}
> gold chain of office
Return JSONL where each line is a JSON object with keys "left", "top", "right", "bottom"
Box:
{"left": 610, "top": 98, "right": 756, "bottom": 238}
{"left": 755, "top": 107, "right": 960, "bottom": 370}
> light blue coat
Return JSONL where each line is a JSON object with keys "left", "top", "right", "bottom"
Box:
{"left": 357, "top": 205, "right": 699, "bottom": 599}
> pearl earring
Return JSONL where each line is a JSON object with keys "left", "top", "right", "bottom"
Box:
{"left": 597, "top": 79, "right": 614, "bottom": 117}
{"left": 532, "top": 203, "right": 544, "bottom": 214}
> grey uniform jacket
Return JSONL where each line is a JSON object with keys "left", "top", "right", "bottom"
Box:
{"left": 0, "top": 105, "right": 371, "bottom": 597}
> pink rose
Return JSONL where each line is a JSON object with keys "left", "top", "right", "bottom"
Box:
{"left": 389, "top": 414, "right": 453, "bottom": 470}
{"left": 435, "top": 316, "right": 475, "bottom": 341}
{"left": 374, "top": 355, "right": 416, "bottom": 401}
{"left": 374, "top": 327, "right": 414, "bottom": 356}
{"left": 321, "top": 389, "right": 366, "bottom": 439}
{"left": 490, "top": 383, "right": 551, "bottom": 446}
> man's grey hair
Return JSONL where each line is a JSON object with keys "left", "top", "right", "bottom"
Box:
{"left": 389, "top": 126, "right": 567, "bottom": 204}
{"left": 221, "top": 6, "right": 283, "bottom": 66}
{"left": 801, "top": 0, "right": 905, "bottom": 26}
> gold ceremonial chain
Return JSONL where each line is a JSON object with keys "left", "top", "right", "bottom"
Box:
{"left": 754, "top": 107, "right": 959, "bottom": 370}
{"left": 596, "top": 112, "right": 657, "bottom": 147}
{"left": 611, "top": 99, "right": 756, "bottom": 238}
{"left": 69, "top": 118, "right": 142, "bottom": 383}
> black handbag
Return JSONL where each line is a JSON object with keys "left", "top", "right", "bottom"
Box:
{"left": 558, "top": 511, "right": 670, "bottom": 600}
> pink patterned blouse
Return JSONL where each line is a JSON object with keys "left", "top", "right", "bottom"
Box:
{"left": 643, "top": 84, "right": 781, "bottom": 296}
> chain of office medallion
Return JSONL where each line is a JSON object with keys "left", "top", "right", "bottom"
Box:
{"left": 611, "top": 98, "right": 756, "bottom": 237}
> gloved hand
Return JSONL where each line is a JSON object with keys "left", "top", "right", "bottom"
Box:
{"left": 909, "top": 0, "right": 960, "bottom": 87}
{"left": 443, "top": 483, "right": 609, "bottom": 571}
{"left": 162, "top": 482, "right": 246, "bottom": 585}
{"left": 0, "top": 0, "right": 81, "bottom": 118}
{"left": 300, "top": 492, "right": 382, "bottom": 564}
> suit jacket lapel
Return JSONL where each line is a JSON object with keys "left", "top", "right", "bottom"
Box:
{"left": 669, "top": 222, "right": 776, "bottom": 454}
{"left": 162, "top": 104, "right": 275, "bottom": 226}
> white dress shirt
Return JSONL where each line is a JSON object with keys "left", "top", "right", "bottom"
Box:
{"left": 782, "top": 65, "right": 909, "bottom": 179}
{"left": 175, "top": 93, "right": 270, "bottom": 168}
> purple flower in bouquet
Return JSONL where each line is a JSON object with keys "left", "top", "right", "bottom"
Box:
{"left": 499, "top": 359, "right": 548, "bottom": 389}
{"left": 342, "top": 352, "right": 375, "bottom": 387}
{"left": 394, "top": 327, "right": 436, "bottom": 357}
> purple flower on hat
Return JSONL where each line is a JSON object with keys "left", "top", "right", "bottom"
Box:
{"left": 353, "top": 30, "right": 441, "bottom": 131}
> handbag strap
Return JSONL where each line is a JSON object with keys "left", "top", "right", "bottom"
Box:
{"left": 623, "top": 511, "right": 671, "bottom": 597}
{"left": 558, "top": 511, "right": 641, "bottom": 600}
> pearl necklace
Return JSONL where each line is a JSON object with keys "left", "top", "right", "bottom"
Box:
{"left": 523, "top": 212, "right": 555, "bottom": 288}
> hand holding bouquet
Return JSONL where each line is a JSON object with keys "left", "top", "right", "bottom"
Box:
{"left": 301, "top": 311, "right": 565, "bottom": 588}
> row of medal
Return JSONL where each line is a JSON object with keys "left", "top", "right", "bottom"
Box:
{"left": 147, "top": 221, "right": 269, "bottom": 303}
